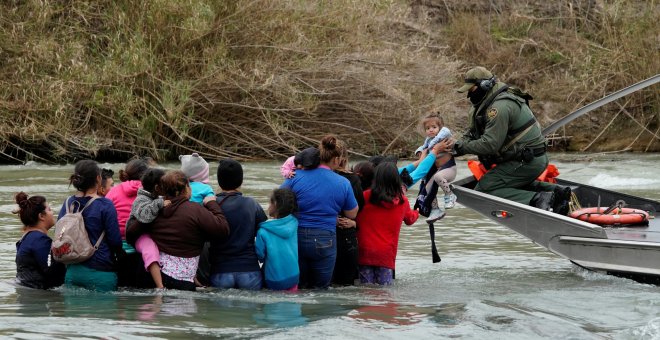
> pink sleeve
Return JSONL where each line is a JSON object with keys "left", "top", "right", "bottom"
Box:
{"left": 280, "top": 156, "right": 296, "bottom": 178}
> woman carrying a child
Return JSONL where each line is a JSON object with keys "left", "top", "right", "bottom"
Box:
{"left": 126, "top": 170, "right": 229, "bottom": 291}
{"left": 281, "top": 135, "right": 358, "bottom": 289}
{"left": 106, "top": 157, "right": 152, "bottom": 246}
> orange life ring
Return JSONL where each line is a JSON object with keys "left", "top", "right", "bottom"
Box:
{"left": 569, "top": 207, "right": 649, "bottom": 226}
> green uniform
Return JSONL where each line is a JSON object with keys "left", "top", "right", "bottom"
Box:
{"left": 455, "top": 82, "right": 555, "bottom": 205}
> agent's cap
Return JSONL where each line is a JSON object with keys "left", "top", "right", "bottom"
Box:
{"left": 457, "top": 66, "right": 494, "bottom": 93}
{"left": 179, "top": 153, "right": 209, "bottom": 183}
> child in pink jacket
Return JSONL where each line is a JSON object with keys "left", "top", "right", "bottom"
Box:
{"left": 106, "top": 158, "right": 151, "bottom": 244}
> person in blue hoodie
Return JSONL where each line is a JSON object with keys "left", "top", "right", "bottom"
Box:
{"left": 256, "top": 188, "right": 299, "bottom": 291}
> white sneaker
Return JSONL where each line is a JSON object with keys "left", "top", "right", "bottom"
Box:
{"left": 425, "top": 208, "right": 446, "bottom": 223}
{"left": 444, "top": 193, "right": 457, "bottom": 209}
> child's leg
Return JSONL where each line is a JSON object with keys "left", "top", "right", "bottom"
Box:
{"left": 428, "top": 166, "right": 457, "bottom": 195}
{"left": 374, "top": 267, "right": 394, "bottom": 286}
{"left": 358, "top": 265, "right": 376, "bottom": 284}
{"left": 135, "top": 234, "right": 164, "bottom": 289}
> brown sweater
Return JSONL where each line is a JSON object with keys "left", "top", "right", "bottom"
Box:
{"left": 126, "top": 196, "right": 229, "bottom": 258}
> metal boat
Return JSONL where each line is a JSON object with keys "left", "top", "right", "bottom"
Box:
{"left": 452, "top": 74, "right": 660, "bottom": 284}
{"left": 452, "top": 174, "right": 660, "bottom": 283}
{"left": 447, "top": 74, "right": 660, "bottom": 283}
{"left": 453, "top": 176, "right": 660, "bottom": 284}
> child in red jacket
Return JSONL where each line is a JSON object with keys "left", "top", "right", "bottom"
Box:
{"left": 356, "top": 162, "right": 419, "bottom": 285}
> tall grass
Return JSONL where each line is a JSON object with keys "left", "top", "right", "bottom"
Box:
{"left": 0, "top": 0, "right": 658, "bottom": 163}
{"left": 0, "top": 0, "right": 458, "bottom": 163}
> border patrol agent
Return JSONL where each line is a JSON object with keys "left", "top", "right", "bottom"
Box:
{"left": 451, "top": 66, "right": 570, "bottom": 214}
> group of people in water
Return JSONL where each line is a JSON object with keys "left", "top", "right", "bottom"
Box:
{"left": 14, "top": 65, "right": 571, "bottom": 293}
{"left": 14, "top": 129, "right": 455, "bottom": 292}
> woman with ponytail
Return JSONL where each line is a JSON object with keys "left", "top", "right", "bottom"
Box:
{"left": 60, "top": 160, "right": 123, "bottom": 292}
{"left": 14, "top": 192, "right": 66, "bottom": 289}
{"left": 281, "top": 135, "right": 358, "bottom": 289}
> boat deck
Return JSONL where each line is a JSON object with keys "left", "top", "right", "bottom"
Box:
{"left": 603, "top": 216, "right": 660, "bottom": 243}
{"left": 561, "top": 178, "right": 660, "bottom": 244}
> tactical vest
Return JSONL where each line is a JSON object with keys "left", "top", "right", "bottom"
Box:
{"left": 469, "top": 84, "right": 545, "bottom": 165}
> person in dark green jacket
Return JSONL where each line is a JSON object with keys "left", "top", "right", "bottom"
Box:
{"left": 448, "top": 66, "right": 570, "bottom": 215}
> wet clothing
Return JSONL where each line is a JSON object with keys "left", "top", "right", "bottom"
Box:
{"left": 256, "top": 214, "right": 299, "bottom": 290}
{"left": 65, "top": 263, "right": 117, "bottom": 292}
{"left": 106, "top": 180, "right": 141, "bottom": 239}
{"left": 356, "top": 189, "right": 418, "bottom": 270}
{"left": 359, "top": 265, "right": 394, "bottom": 285}
{"left": 210, "top": 271, "right": 262, "bottom": 290}
{"left": 15, "top": 231, "right": 66, "bottom": 289}
{"left": 209, "top": 192, "right": 267, "bottom": 276}
{"left": 454, "top": 82, "right": 555, "bottom": 204}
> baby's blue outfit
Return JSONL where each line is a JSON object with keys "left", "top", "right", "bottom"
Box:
{"left": 415, "top": 127, "right": 452, "bottom": 155}
{"left": 189, "top": 181, "right": 215, "bottom": 204}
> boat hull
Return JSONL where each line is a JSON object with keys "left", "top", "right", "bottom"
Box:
{"left": 452, "top": 176, "right": 660, "bottom": 283}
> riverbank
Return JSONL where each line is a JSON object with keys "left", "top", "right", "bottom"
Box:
{"left": 1, "top": 1, "right": 658, "bottom": 164}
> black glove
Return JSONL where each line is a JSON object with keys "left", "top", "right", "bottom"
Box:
{"left": 399, "top": 168, "right": 413, "bottom": 188}
{"left": 452, "top": 141, "right": 465, "bottom": 157}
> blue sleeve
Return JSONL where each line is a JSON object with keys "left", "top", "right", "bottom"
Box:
{"left": 33, "top": 235, "right": 53, "bottom": 272}
{"left": 408, "top": 153, "right": 437, "bottom": 187}
{"left": 438, "top": 127, "right": 452, "bottom": 139}
{"left": 414, "top": 145, "right": 425, "bottom": 154}
{"left": 103, "top": 201, "right": 123, "bottom": 247}
{"left": 399, "top": 163, "right": 416, "bottom": 175}
{"left": 280, "top": 178, "right": 292, "bottom": 189}
{"left": 203, "top": 184, "right": 215, "bottom": 198}
{"left": 426, "top": 128, "right": 452, "bottom": 149}
{"left": 255, "top": 229, "right": 266, "bottom": 261}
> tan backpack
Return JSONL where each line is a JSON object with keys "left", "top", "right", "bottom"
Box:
{"left": 51, "top": 197, "right": 105, "bottom": 264}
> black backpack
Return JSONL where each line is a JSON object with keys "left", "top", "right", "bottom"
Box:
{"left": 413, "top": 167, "right": 439, "bottom": 217}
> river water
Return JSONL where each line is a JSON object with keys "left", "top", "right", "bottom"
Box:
{"left": 0, "top": 154, "right": 659, "bottom": 339}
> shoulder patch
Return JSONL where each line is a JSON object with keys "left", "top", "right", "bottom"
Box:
{"left": 487, "top": 108, "right": 498, "bottom": 119}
